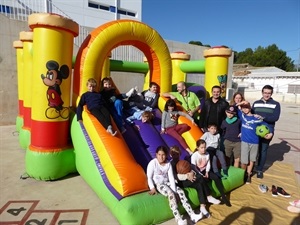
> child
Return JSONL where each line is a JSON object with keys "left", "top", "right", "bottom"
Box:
{"left": 170, "top": 145, "right": 220, "bottom": 219}
{"left": 77, "top": 78, "right": 117, "bottom": 136}
{"left": 100, "top": 77, "right": 137, "bottom": 134}
{"left": 161, "top": 99, "right": 197, "bottom": 155}
{"left": 191, "top": 139, "right": 231, "bottom": 207}
{"left": 147, "top": 146, "right": 203, "bottom": 225}
{"left": 128, "top": 82, "right": 160, "bottom": 110}
{"left": 238, "top": 102, "right": 273, "bottom": 184}
{"left": 125, "top": 106, "right": 153, "bottom": 124}
{"left": 221, "top": 105, "right": 241, "bottom": 168}
{"left": 200, "top": 124, "right": 228, "bottom": 179}
{"left": 126, "top": 110, "right": 154, "bottom": 130}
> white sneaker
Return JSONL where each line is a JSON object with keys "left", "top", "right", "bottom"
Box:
{"left": 207, "top": 196, "right": 221, "bottom": 204}
{"left": 190, "top": 212, "right": 203, "bottom": 223}
{"left": 126, "top": 88, "right": 135, "bottom": 98}
{"left": 176, "top": 218, "right": 187, "bottom": 225}
{"left": 200, "top": 206, "right": 211, "bottom": 218}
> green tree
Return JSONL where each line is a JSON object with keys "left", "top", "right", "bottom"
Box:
{"left": 189, "top": 41, "right": 203, "bottom": 46}
{"left": 235, "top": 44, "right": 295, "bottom": 71}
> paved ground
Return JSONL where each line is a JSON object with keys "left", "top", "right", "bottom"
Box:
{"left": 0, "top": 103, "right": 299, "bottom": 225}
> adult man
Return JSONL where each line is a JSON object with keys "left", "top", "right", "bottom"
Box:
{"left": 162, "top": 81, "right": 201, "bottom": 122}
{"left": 252, "top": 85, "right": 281, "bottom": 179}
{"left": 199, "top": 85, "right": 229, "bottom": 133}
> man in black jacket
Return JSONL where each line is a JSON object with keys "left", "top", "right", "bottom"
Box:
{"left": 199, "top": 85, "right": 229, "bottom": 134}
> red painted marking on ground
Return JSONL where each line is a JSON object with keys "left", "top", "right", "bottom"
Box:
{"left": 0, "top": 200, "right": 88, "bottom": 225}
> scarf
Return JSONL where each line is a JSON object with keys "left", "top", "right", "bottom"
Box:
{"left": 226, "top": 116, "right": 238, "bottom": 124}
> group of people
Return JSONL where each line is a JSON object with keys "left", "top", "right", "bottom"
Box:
{"left": 76, "top": 78, "right": 159, "bottom": 136}
{"left": 77, "top": 78, "right": 281, "bottom": 224}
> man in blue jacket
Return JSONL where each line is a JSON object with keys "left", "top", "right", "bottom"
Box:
{"left": 252, "top": 85, "right": 281, "bottom": 179}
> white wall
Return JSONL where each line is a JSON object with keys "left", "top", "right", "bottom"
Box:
{"left": 52, "top": 0, "right": 142, "bottom": 28}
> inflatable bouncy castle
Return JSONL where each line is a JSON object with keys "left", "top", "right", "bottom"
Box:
{"left": 14, "top": 13, "right": 244, "bottom": 225}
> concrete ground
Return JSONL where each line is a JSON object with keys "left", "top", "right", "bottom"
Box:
{"left": 0, "top": 103, "right": 299, "bottom": 225}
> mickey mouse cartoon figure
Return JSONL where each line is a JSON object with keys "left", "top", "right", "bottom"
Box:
{"left": 41, "top": 60, "right": 70, "bottom": 119}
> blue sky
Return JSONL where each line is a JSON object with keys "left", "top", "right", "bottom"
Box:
{"left": 142, "top": 0, "right": 300, "bottom": 64}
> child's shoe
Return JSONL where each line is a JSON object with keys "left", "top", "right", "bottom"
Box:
{"left": 125, "top": 118, "right": 134, "bottom": 125}
{"left": 289, "top": 199, "right": 300, "bottom": 207}
{"left": 222, "top": 168, "right": 229, "bottom": 177}
{"left": 258, "top": 184, "right": 269, "bottom": 193}
{"left": 215, "top": 171, "right": 223, "bottom": 179}
{"left": 277, "top": 186, "right": 291, "bottom": 198}
{"left": 287, "top": 205, "right": 300, "bottom": 213}
{"left": 222, "top": 197, "right": 232, "bottom": 207}
{"left": 126, "top": 88, "right": 135, "bottom": 98}
{"left": 246, "top": 174, "right": 251, "bottom": 184}
{"left": 207, "top": 195, "right": 221, "bottom": 204}
{"left": 200, "top": 206, "right": 211, "bottom": 218}
{"left": 134, "top": 86, "right": 139, "bottom": 92}
{"left": 271, "top": 185, "right": 278, "bottom": 197}
{"left": 176, "top": 218, "right": 187, "bottom": 225}
{"left": 190, "top": 212, "right": 203, "bottom": 223}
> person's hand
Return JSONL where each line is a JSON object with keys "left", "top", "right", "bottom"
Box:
{"left": 238, "top": 133, "right": 241, "bottom": 138}
{"left": 187, "top": 171, "right": 196, "bottom": 182}
{"left": 160, "top": 129, "right": 166, "bottom": 134}
{"left": 236, "top": 100, "right": 249, "bottom": 106}
{"left": 204, "top": 172, "right": 209, "bottom": 178}
{"left": 264, "top": 133, "right": 273, "bottom": 140}
{"left": 148, "top": 188, "right": 157, "bottom": 195}
{"left": 188, "top": 110, "right": 193, "bottom": 117}
{"left": 254, "top": 114, "right": 264, "bottom": 120}
{"left": 170, "top": 95, "right": 176, "bottom": 100}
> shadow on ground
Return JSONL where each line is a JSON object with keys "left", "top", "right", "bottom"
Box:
{"left": 264, "top": 140, "right": 291, "bottom": 171}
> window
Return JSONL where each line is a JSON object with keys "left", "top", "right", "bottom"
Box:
{"left": 88, "top": 2, "right": 98, "bottom": 9}
{"left": 109, "top": 6, "right": 116, "bottom": 12}
{"left": 87, "top": 1, "right": 136, "bottom": 18}
{"left": 118, "top": 9, "right": 126, "bottom": 15}
{"left": 127, "top": 11, "right": 135, "bottom": 17}
{"left": 99, "top": 5, "right": 109, "bottom": 11}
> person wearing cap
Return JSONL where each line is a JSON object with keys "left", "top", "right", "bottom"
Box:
{"left": 221, "top": 105, "right": 242, "bottom": 168}
{"left": 238, "top": 102, "right": 273, "bottom": 184}
{"left": 252, "top": 85, "right": 281, "bottom": 179}
{"left": 162, "top": 81, "right": 201, "bottom": 123}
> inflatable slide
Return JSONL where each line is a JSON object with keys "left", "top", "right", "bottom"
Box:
{"left": 15, "top": 14, "right": 244, "bottom": 225}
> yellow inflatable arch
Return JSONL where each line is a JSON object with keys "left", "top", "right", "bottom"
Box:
{"left": 73, "top": 19, "right": 172, "bottom": 102}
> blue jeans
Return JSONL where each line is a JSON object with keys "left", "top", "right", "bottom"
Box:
{"left": 256, "top": 137, "right": 272, "bottom": 172}
{"left": 110, "top": 99, "right": 123, "bottom": 129}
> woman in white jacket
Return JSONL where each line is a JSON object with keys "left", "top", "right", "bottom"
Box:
{"left": 147, "top": 146, "right": 203, "bottom": 225}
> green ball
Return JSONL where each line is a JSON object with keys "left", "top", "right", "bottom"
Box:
{"left": 256, "top": 124, "right": 270, "bottom": 138}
